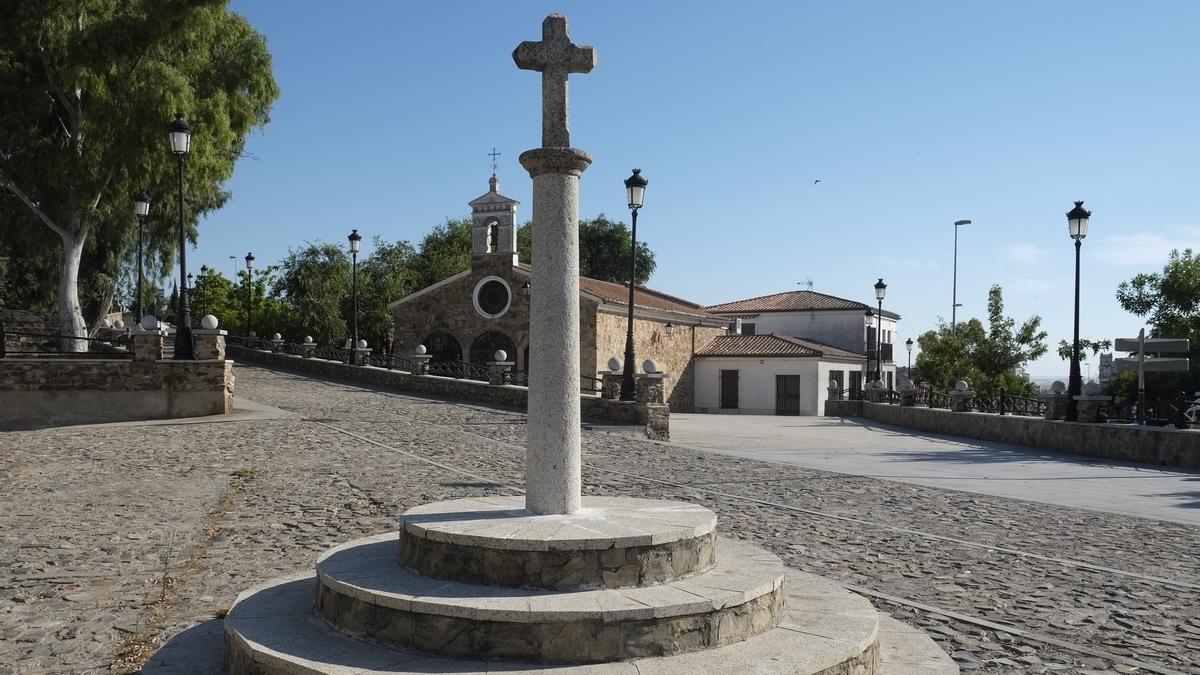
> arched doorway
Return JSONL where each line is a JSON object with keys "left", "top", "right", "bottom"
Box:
{"left": 423, "top": 331, "right": 462, "bottom": 363}
{"left": 470, "top": 331, "right": 517, "bottom": 366}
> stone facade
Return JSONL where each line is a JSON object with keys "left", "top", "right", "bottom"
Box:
{"left": 1, "top": 308, "right": 61, "bottom": 352}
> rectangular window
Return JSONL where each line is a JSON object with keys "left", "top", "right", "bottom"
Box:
{"left": 741, "top": 322, "right": 756, "bottom": 336}
{"left": 849, "top": 371, "right": 862, "bottom": 393}
{"left": 719, "top": 370, "right": 739, "bottom": 409}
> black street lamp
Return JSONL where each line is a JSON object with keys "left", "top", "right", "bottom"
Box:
{"left": 134, "top": 194, "right": 150, "bottom": 323}
{"left": 874, "top": 278, "right": 887, "bottom": 385}
{"left": 620, "top": 169, "right": 647, "bottom": 402}
{"left": 186, "top": 272, "right": 194, "bottom": 293}
{"left": 864, "top": 308, "right": 874, "bottom": 385}
{"left": 952, "top": 219, "right": 971, "bottom": 335}
{"left": 244, "top": 252, "right": 255, "bottom": 338}
{"left": 168, "top": 113, "right": 194, "bottom": 359}
{"left": 348, "top": 228, "right": 362, "bottom": 354}
{"left": 1065, "top": 201, "right": 1091, "bottom": 422}
{"left": 905, "top": 337, "right": 913, "bottom": 374}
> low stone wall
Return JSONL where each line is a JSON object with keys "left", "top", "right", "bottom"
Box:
{"left": 227, "top": 345, "right": 669, "bottom": 440}
{"left": 825, "top": 399, "right": 1200, "bottom": 469}
{"left": 0, "top": 358, "right": 232, "bottom": 430}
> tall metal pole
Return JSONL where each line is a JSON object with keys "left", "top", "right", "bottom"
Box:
{"left": 351, "top": 249, "right": 359, "bottom": 349}
{"left": 245, "top": 269, "right": 252, "bottom": 338}
{"left": 173, "top": 155, "right": 194, "bottom": 359}
{"left": 952, "top": 223, "right": 959, "bottom": 335}
{"left": 620, "top": 207, "right": 639, "bottom": 401}
{"left": 1066, "top": 238, "right": 1083, "bottom": 421}
{"left": 876, "top": 298, "right": 884, "bottom": 384}
{"left": 136, "top": 215, "right": 145, "bottom": 323}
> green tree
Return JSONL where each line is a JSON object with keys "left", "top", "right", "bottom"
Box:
{"left": 0, "top": 0, "right": 278, "bottom": 349}
{"left": 189, "top": 267, "right": 237, "bottom": 326}
{"left": 1112, "top": 248, "right": 1200, "bottom": 400}
{"left": 914, "top": 285, "right": 1046, "bottom": 395}
{"left": 358, "top": 237, "right": 419, "bottom": 349}
{"left": 273, "top": 243, "right": 351, "bottom": 345}
{"left": 574, "top": 214, "right": 656, "bottom": 285}
{"left": 1055, "top": 338, "right": 1112, "bottom": 362}
{"left": 411, "top": 219, "right": 473, "bottom": 288}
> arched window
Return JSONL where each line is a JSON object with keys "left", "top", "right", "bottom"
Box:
{"left": 487, "top": 220, "right": 499, "bottom": 253}
{"left": 423, "top": 331, "right": 462, "bottom": 363}
{"left": 470, "top": 331, "right": 517, "bottom": 366}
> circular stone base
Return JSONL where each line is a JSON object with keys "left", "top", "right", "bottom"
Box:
{"left": 398, "top": 496, "right": 717, "bottom": 589}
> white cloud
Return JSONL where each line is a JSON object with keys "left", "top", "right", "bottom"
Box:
{"left": 1005, "top": 243, "right": 1049, "bottom": 266}
{"left": 1094, "top": 227, "right": 1200, "bottom": 266}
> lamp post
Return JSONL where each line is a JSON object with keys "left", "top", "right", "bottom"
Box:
{"left": 134, "top": 194, "right": 150, "bottom": 323}
{"left": 874, "top": 278, "right": 887, "bottom": 385}
{"left": 864, "top": 308, "right": 874, "bottom": 385}
{"left": 167, "top": 114, "right": 194, "bottom": 358}
{"left": 952, "top": 219, "right": 971, "bottom": 335}
{"left": 1065, "top": 201, "right": 1091, "bottom": 422}
{"left": 244, "top": 252, "right": 255, "bottom": 338}
{"left": 620, "top": 168, "right": 647, "bottom": 401}
{"left": 348, "top": 228, "right": 362, "bottom": 353}
{"left": 905, "top": 337, "right": 913, "bottom": 375}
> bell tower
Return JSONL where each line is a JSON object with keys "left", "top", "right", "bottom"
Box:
{"left": 469, "top": 172, "right": 520, "bottom": 266}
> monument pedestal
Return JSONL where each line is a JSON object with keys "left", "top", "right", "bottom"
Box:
{"left": 224, "top": 496, "right": 957, "bottom": 673}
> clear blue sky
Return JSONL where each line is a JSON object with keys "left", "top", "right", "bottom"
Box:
{"left": 195, "top": 1, "right": 1200, "bottom": 378}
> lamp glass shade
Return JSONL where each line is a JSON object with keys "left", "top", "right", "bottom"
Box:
{"left": 624, "top": 168, "right": 647, "bottom": 209}
{"left": 874, "top": 278, "right": 887, "bottom": 300}
{"left": 245, "top": 252, "right": 255, "bottom": 269}
{"left": 167, "top": 114, "right": 193, "bottom": 155}
{"left": 905, "top": 338, "right": 913, "bottom": 350}
{"left": 348, "top": 229, "right": 362, "bottom": 253}
{"left": 1066, "top": 201, "right": 1090, "bottom": 240}
{"left": 134, "top": 195, "right": 151, "bottom": 217}
{"left": 664, "top": 321, "right": 674, "bottom": 335}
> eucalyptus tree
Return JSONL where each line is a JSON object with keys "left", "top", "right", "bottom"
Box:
{"left": 0, "top": 0, "right": 278, "bottom": 348}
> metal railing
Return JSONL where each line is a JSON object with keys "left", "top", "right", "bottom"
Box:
{"left": 1, "top": 329, "right": 132, "bottom": 359}
{"left": 427, "top": 359, "right": 489, "bottom": 381}
{"left": 580, "top": 374, "right": 603, "bottom": 394}
{"left": 506, "top": 370, "right": 529, "bottom": 386}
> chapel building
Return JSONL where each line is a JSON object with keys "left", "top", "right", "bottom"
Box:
{"left": 387, "top": 175, "right": 727, "bottom": 412}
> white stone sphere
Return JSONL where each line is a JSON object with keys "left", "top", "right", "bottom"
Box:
{"left": 114, "top": 319, "right": 124, "bottom": 329}
{"left": 357, "top": 339, "right": 368, "bottom": 349}
{"left": 954, "top": 380, "right": 969, "bottom": 392}
{"left": 200, "top": 315, "right": 218, "bottom": 330}
{"left": 415, "top": 344, "right": 427, "bottom": 356}
{"left": 829, "top": 379, "right": 839, "bottom": 388}
{"left": 1083, "top": 380, "right": 1102, "bottom": 396}
{"left": 1051, "top": 380, "right": 1067, "bottom": 394}
{"left": 900, "top": 378, "right": 914, "bottom": 390}
{"left": 140, "top": 315, "right": 158, "bottom": 331}
{"left": 494, "top": 349, "right": 508, "bottom": 362}
{"left": 304, "top": 336, "right": 313, "bottom": 344}
{"left": 248, "top": 330, "right": 257, "bottom": 337}
{"left": 101, "top": 318, "right": 112, "bottom": 328}
{"left": 607, "top": 357, "right": 622, "bottom": 372}
{"left": 642, "top": 359, "right": 660, "bottom": 374}
{"left": 272, "top": 332, "right": 282, "bottom": 341}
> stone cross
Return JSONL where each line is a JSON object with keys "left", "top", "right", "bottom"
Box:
{"left": 513, "top": 14, "right": 596, "bottom": 148}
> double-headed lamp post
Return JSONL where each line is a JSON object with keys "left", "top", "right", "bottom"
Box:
{"left": 874, "top": 278, "right": 887, "bottom": 385}
{"left": 952, "top": 219, "right": 971, "bottom": 335}
{"left": 133, "top": 194, "right": 150, "bottom": 323}
{"left": 348, "top": 229, "right": 362, "bottom": 351}
{"left": 168, "top": 113, "right": 194, "bottom": 358}
{"left": 620, "top": 169, "right": 647, "bottom": 402}
{"left": 244, "top": 252, "right": 255, "bottom": 338}
{"left": 1065, "top": 201, "right": 1091, "bottom": 422}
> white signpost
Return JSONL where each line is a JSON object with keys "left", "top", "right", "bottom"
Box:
{"left": 1113, "top": 328, "right": 1190, "bottom": 424}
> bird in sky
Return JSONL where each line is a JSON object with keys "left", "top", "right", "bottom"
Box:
{"left": 812, "top": 179, "right": 821, "bottom": 185}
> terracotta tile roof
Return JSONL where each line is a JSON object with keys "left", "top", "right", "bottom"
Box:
{"left": 704, "top": 290, "right": 900, "bottom": 319}
{"left": 515, "top": 263, "right": 719, "bottom": 319}
{"left": 695, "top": 334, "right": 865, "bottom": 360}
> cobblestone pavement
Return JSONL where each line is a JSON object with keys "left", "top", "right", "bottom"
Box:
{"left": 1, "top": 365, "right": 1197, "bottom": 674}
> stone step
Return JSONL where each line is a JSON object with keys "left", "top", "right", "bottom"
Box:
{"left": 398, "top": 496, "right": 717, "bottom": 589}
{"left": 875, "top": 614, "right": 960, "bottom": 674}
{"left": 224, "top": 570, "right": 906, "bottom": 674}
{"left": 315, "top": 533, "right": 785, "bottom": 661}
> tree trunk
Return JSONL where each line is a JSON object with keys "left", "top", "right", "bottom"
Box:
{"left": 58, "top": 230, "right": 87, "bottom": 352}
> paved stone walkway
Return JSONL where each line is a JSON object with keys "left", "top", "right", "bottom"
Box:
{"left": 1, "top": 365, "right": 1197, "bottom": 674}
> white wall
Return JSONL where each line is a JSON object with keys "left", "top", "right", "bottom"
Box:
{"left": 726, "top": 311, "right": 897, "bottom": 355}
{"left": 695, "top": 357, "right": 867, "bottom": 416}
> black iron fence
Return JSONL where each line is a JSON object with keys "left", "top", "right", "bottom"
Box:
{"left": 427, "top": 359, "right": 489, "bottom": 381}
{"left": 1, "top": 328, "right": 132, "bottom": 359}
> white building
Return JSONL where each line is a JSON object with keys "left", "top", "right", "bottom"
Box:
{"left": 696, "top": 290, "right": 901, "bottom": 415}
{"left": 693, "top": 335, "right": 865, "bottom": 415}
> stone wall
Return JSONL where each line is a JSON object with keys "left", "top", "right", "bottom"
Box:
{"left": 1, "top": 308, "right": 61, "bottom": 352}
{"left": 592, "top": 311, "right": 725, "bottom": 413}
{"left": 825, "top": 399, "right": 1200, "bottom": 469}
{"left": 0, "top": 358, "right": 232, "bottom": 430}
{"left": 228, "top": 345, "right": 669, "bottom": 440}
